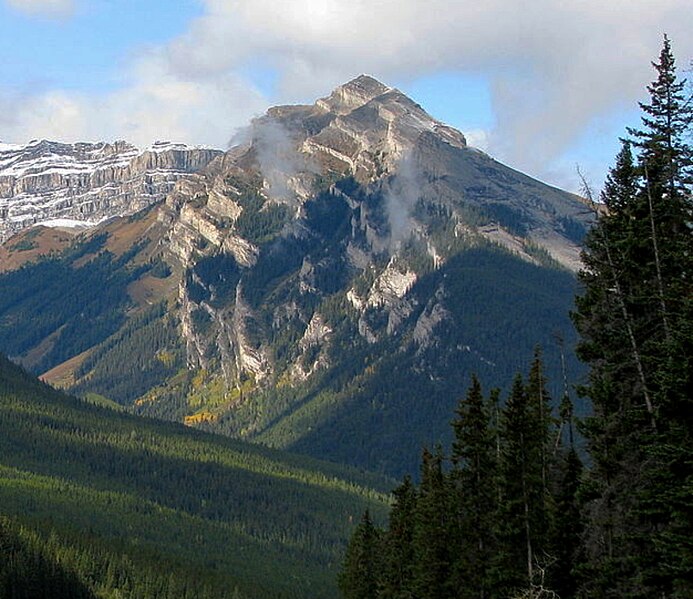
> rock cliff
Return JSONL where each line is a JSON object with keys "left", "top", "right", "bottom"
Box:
{"left": 0, "top": 139, "right": 222, "bottom": 241}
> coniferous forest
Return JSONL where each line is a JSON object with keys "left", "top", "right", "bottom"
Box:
{"left": 340, "top": 36, "right": 692, "bottom": 599}
{"left": 0, "top": 352, "right": 392, "bottom": 598}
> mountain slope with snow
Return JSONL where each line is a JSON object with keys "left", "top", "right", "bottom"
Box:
{"left": 0, "top": 139, "right": 222, "bottom": 241}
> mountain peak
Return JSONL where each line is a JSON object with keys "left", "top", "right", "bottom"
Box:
{"left": 341, "top": 74, "right": 390, "bottom": 95}
{"left": 316, "top": 74, "right": 391, "bottom": 115}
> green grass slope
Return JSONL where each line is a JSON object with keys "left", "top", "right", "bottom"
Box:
{"left": 0, "top": 354, "right": 391, "bottom": 598}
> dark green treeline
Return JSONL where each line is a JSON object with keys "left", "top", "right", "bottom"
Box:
{"left": 0, "top": 349, "right": 391, "bottom": 599}
{"left": 339, "top": 354, "right": 582, "bottom": 599}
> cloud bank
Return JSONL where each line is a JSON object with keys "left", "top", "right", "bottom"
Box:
{"left": 1, "top": 0, "right": 692, "bottom": 189}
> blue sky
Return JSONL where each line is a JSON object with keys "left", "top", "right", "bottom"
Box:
{"left": 0, "top": 1, "right": 201, "bottom": 92}
{"left": 1, "top": 0, "right": 691, "bottom": 193}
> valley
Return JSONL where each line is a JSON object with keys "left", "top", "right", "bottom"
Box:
{"left": 0, "top": 353, "right": 391, "bottom": 598}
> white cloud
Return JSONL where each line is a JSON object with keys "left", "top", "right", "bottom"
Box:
{"left": 463, "top": 130, "right": 490, "bottom": 152}
{"left": 163, "top": 0, "right": 693, "bottom": 183}
{"left": 2, "top": 0, "right": 692, "bottom": 188}
{"left": 1, "top": 53, "right": 266, "bottom": 149}
{"left": 5, "top": 0, "right": 74, "bottom": 17}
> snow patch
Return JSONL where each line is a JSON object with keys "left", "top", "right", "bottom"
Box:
{"left": 145, "top": 141, "right": 217, "bottom": 153}
{"left": 36, "top": 218, "right": 99, "bottom": 229}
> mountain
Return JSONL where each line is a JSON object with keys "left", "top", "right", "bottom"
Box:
{"left": 0, "top": 139, "right": 222, "bottom": 241}
{"left": 0, "top": 75, "right": 590, "bottom": 478}
{"left": 0, "top": 352, "right": 390, "bottom": 598}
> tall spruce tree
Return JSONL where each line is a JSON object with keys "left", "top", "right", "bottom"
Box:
{"left": 380, "top": 476, "right": 417, "bottom": 599}
{"left": 494, "top": 374, "right": 552, "bottom": 597}
{"left": 549, "top": 446, "right": 583, "bottom": 599}
{"left": 412, "top": 447, "right": 454, "bottom": 599}
{"left": 526, "top": 349, "right": 554, "bottom": 539}
{"left": 450, "top": 375, "right": 498, "bottom": 599}
{"left": 574, "top": 35, "right": 693, "bottom": 598}
{"left": 629, "top": 36, "right": 693, "bottom": 597}
{"left": 338, "top": 510, "right": 383, "bottom": 599}
{"left": 573, "top": 140, "right": 645, "bottom": 594}
{"left": 548, "top": 387, "right": 584, "bottom": 599}
{"left": 629, "top": 34, "right": 692, "bottom": 204}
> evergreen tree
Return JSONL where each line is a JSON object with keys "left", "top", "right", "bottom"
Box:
{"left": 494, "top": 375, "right": 541, "bottom": 596}
{"left": 380, "top": 476, "right": 417, "bottom": 599}
{"left": 544, "top": 371, "right": 584, "bottom": 599}
{"left": 629, "top": 34, "right": 692, "bottom": 203}
{"left": 412, "top": 447, "right": 454, "bottom": 599}
{"left": 338, "top": 510, "right": 383, "bottom": 599}
{"left": 450, "top": 375, "right": 498, "bottom": 598}
{"left": 574, "top": 35, "right": 693, "bottom": 598}
{"left": 525, "top": 349, "right": 555, "bottom": 546}
{"left": 548, "top": 446, "right": 583, "bottom": 599}
{"left": 494, "top": 366, "right": 557, "bottom": 598}
{"left": 573, "top": 139, "right": 648, "bottom": 596}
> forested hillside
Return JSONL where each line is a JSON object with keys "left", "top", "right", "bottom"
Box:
{"left": 0, "top": 194, "right": 584, "bottom": 480}
{"left": 0, "top": 353, "right": 391, "bottom": 598}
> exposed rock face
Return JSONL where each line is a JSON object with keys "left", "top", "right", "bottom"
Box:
{"left": 366, "top": 260, "right": 418, "bottom": 308}
{"left": 0, "top": 140, "right": 222, "bottom": 241}
{"left": 316, "top": 75, "right": 391, "bottom": 115}
{"left": 193, "top": 75, "right": 584, "bottom": 267}
{"left": 290, "top": 311, "right": 333, "bottom": 381}
{"left": 144, "top": 74, "right": 592, "bottom": 384}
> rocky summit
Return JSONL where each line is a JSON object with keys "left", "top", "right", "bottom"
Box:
{"left": 0, "top": 76, "right": 590, "bottom": 476}
{"left": 161, "top": 75, "right": 587, "bottom": 272}
{"left": 0, "top": 139, "right": 222, "bottom": 241}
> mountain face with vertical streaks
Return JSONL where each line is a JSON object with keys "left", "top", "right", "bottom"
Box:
{"left": 0, "top": 76, "right": 589, "bottom": 477}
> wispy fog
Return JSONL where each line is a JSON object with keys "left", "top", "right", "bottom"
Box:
{"left": 384, "top": 153, "right": 422, "bottom": 251}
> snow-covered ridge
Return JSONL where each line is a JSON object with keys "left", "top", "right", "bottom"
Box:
{"left": 0, "top": 139, "right": 222, "bottom": 242}
{"left": 0, "top": 139, "right": 140, "bottom": 177}
{"left": 145, "top": 141, "right": 218, "bottom": 153}
{"left": 0, "top": 139, "right": 220, "bottom": 178}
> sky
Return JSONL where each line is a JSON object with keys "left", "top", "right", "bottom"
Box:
{"left": 0, "top": 0, "right": 691, "bottom": 193}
